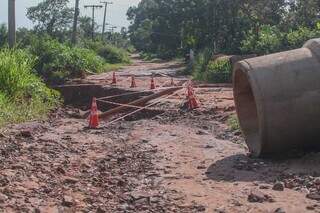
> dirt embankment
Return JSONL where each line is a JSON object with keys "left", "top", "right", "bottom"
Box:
{"left": 0, "top": 58, "right": 320, "bottom": 212}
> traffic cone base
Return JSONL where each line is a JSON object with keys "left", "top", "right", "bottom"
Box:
{"left": 89, "top": 97, "right": 99, "bottom": 129}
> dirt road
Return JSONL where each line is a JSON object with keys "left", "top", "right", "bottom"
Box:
{"left": 1, "top": 57, "right": 320, "bottom": 212}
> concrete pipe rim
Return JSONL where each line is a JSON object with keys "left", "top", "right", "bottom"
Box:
{"left": 233, "top": 61, "right": 265, "bottom": 157}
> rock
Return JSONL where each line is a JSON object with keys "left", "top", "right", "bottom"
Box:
{"left": 214, "top": 207, "right": 226, "bottom": 213}
{"left": 62, "top": 195, "right": 74, "bottom": 207}
{"left": 18, "top": 130, "right": 33, "bottom": 138}
{"left": 307, "top": 193, "right": 320, "bottom": 201}
{"left": 194, "top": 205, "right": 206, "bottom": 212}
{"left": 141, "top": 139, "right": 149, "bottom": 143}
{"left": 63, "top": 177, "right": 78, "bottom": 184}
{"left": 196, "top": 130, "right": 209, "bottom": 135}
{"left": 56, "top": 167, "right": 65, "bottom": 175}
{"left": 197, "top": 165, "right": 207, "bottom": 170}
{"left": 204, "top": 145, "right": 214, "bottom": 149}
{"left": 0, "top": 193, "right": 8, "bottom": 203}
{"left": 300, "top": 187, "right": 310, "bottom": 194}
{"left": 314, "top": 177, "right": 320, "bottom": 185}
{"left": 306, "top": 205, "right": 315, "bottom": 210}
{"left": 273, "top": 181, "right": 285, "bottom": 191}
{"left": 97, "top": 206, "right": 106, "bottom": 213}
{"left": 274, "top": 207, "right": 286, "bottom": 213}
{"left": 234, "top": 130, "right": 242, "bottom": 136}
{"left": 284, "top": 180, "right": 295, "bottom": 189}
{"left": 248, "top": 190, "right": 273, "bottom": 203}
{"left": 259, "top": 184, "right": 271, "bottom": 190}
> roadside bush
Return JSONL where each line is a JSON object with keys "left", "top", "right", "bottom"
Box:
{"left": 0, "top": 24, "right": 8, "bottom": 48}
{"left": 192, "top": 48, "right": 232, "bottom": 83}
{"left": 0, "top": 49, "right": 59, "bottom": 126}
{"left": 227, "top": 115, "right": 241, "bottom": 131}
{"left": 241, "top": 25, "right": 284, "bottom": 55}
{"left": 140, "top": 52, "right": 157, "bottom": 61}
{"left": 29, "top": 38, "right": 104, "bottom": 84}
{"left": 286, "top": 26, "right": 320, "bottom": 49}
{"left": 205, "top": 59, "right": 232, "bottom": 83}
{"left": 83, "top": 40, "right": 131, "bottom": 64}
{"left": 97, "top": 44, "right": 130, "bottom": 64}
{"left": 189, "top": 48, "right": 212, "bottom": 76}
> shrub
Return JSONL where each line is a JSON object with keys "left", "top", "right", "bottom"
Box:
{"left": 286, "top": 26, "right": 320, "bottom": 49}
{"left": 190, "top": 48, "right": 213, "bottom": 75}
{"left": 192, "top": 49, "right": 232, "bottom": 84}
{"left": 28, "top": 37, "right": 104, "bottom": 84}
{"left": 0, "top": 49, "right": 59, "bottom": 126}
{"left": 0, "top": 24, "right": 7, "bottom": 48}
{"left": 97, "top": 44, "right": 130, "bottom": 64}
{"left": 205, "top": 59, "right": 232, "bottom": 83}
{"left": 241, "top": 25, "right": 284, "bottom": 55}
{"left": 227, "top": 115, "right": 241, "bottom": 131}
{"left": 83, "top": 40, "right": 131, "bottom": 64}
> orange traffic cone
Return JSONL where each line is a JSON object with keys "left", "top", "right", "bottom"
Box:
{"left": 187, "top": 85, "right": 199, "bottom": 110}
{"left": 150, "top": 77, "right": 156, "bottom": 90}
{"left": 112, "top": 72, "right": 117, "bottom": 84}
{"left": 130, "top": 75, "right": 137, "bottom": 88}
{"left": 89, "top": 97, "right": 99, "bottom": 128}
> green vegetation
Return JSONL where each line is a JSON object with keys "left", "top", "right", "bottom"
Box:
{"left": 0, "top": 0, "right": 133, "bottom": 126}
{"left": 227, "top": 115, "right": 241, "bottom": 131}
{"left": 0, "top": 49, "right": 59, "bottom": 126}
{"left": 191, "top": 48, "right": 232, "bottom": 83}
{"left": 28, "top": 38, "right": 105, "bottom": 84}
{"left": 96, "top": 45, "right": 130, "bottom": 64}
{"left": 128, "top": 0, "right": 320, "bottom": 83}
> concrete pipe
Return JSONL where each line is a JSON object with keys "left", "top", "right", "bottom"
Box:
{"left": 233, "top": 38, "right": 320, "bottom": 157}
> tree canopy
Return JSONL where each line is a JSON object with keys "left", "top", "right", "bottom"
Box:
{"left": 127, "top": 0, "right": 320, "bottom": 57}
{"left": 27, "top": 0, "right": 74, "bottom": 38}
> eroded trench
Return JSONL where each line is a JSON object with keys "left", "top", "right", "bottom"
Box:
{"left": 54, "top": 84, "right": 166, "bottom": 120}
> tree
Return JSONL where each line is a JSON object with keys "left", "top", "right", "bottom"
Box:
{"left": 78, "top": 16, "right": 99, "bottom": 40}
{"left": 0, "top": 24, "right": 8, "bottom": 48}
{"left": 26, "top": 0, "right": 73, "bottom": 38}
{"left": 126, "top": 0, "right": 292, "bottom": 57}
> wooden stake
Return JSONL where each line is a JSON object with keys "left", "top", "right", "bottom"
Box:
{"left": 99, "top": 87, "right": 182, "bottom": 119}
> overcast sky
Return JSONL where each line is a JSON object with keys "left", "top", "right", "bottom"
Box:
{"left": 0, "top": 0, "right": 140, "bottom": 31}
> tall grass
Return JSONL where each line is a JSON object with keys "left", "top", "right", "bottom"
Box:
{"left": 83, "top": 40, "right": 131, "bottom": 64}
{"left": 28, "top": 37, "right": 105, "bottom": 84}
{"left": 192, "top": 49, "right": 233, "bottom": 83}
{"left": 0, "top": 49, "right": 59, "bottom": 126}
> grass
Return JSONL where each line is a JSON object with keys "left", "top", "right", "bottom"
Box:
{"left": 0, "top": 96, "right": 59, "bottom": 127}
{"left": 103, "top": 63, "right": 125, "bottom": 72}
{"left": 227, "top": 115, "right": 241, "bottom": 131}
{"left": 0, "top": 49, "right": 59, "bottom": 127}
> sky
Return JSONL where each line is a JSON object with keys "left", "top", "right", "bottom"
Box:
{"left": 0, "top": 0, "right": 140, "bottom": 31}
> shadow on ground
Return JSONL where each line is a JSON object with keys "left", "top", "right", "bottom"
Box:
{"left": 206, "top": 152, "right": 320, "bottom": 183}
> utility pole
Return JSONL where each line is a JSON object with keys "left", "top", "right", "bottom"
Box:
{"left": 84, "top": 4, "right": 103, "bottom": 40}
{"left": 109, "top": 26, "right": 117, "bottom": 44}
{"left": 101, "top": 1, "right": 113, "bottom": 40}
{"left": 71, "top": 0, "right": 80, "bottom": 45}
{"left": 8, "top": 0, "right": 16, "bottom": 48}
{"left": 110, "top": 26, "right": 117, "bottom": 34}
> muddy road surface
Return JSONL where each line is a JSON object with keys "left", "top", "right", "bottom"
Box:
{"left": 1, "top": 57, "right": 320, "bottom": 212}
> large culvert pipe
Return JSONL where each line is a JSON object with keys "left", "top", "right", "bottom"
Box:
{"left": 233, "top": 38, "right": 320, "bottom": 157}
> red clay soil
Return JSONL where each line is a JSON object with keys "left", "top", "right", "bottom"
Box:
{"left": 0, "top": 58, "right": 320, "bottom": 212}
